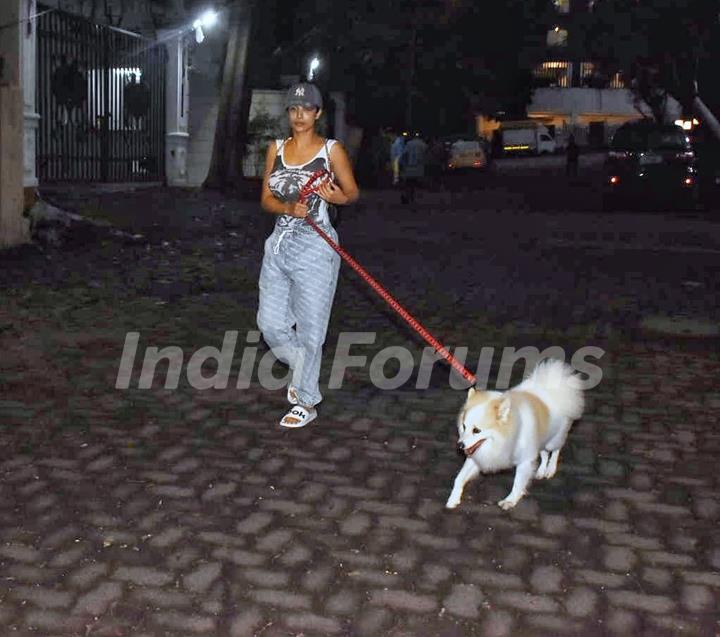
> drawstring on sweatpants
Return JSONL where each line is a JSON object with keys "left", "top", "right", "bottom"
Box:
{"left": 273, "top": 228, "right": 293, "bottom": 254}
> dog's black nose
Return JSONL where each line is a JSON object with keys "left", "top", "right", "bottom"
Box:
{"left": 457, "top": 442, "right": 465, "bottom": 451}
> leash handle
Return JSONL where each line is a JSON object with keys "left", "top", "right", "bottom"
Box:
{"left": 297, "top": 171, "right": 476, "bottom": 385}
{"left": 298, "top": 169, "right": 331, "bottom": 204}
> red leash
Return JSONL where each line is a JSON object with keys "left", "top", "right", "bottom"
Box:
{"left": 298, "top": 169, "right": 477, "bottom": 386}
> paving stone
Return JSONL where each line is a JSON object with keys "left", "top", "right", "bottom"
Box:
{"left": 606, "top": 590, "right": 675, "bottom": 614}
{"left": 352, "top": 608, "right": 392, "bottom": 637}
{"left": 565, "top": 586, "right": 598, "bottom": 618}
{"left": 131, "top": 586, "right": 191, "bottom": 608}
{"left": 183, "top": 562, "right": 222, "bottom": 594}
{"left": 12, "top": 586, "right": 73, "bottom": 609}
{"left": 68, "top": 580, "right": 122, "bottom": 620}
{"left": 443, "top": 583, "right": 484, "bottom": 619}
{"left": 0, "top": 543, "right": 41, "bottom": 563}
{"left": 604, "top": 546, "right": 638, "bottom": 572}
{"left": 283, "top": 612, "right": 342, "bottom": 634}
{"left": 643, "top": 550, "right": 695, "bottom": 568}
{"left": 113, "top": 566, "right": 174, "bottom": 586}
{"left": 642, "top": 567, "right": 673, "bottom": 590}
{"left": 249, "top": 589, "right": 312, "bottom": 610}
{"left": 606, "top": 608, "right": 639, "bottom": 634}
{"left": 530, "top": 565, "right": 564, "bottom": 593}
{"left": 682, "top": 571, "right": 720, "bottom": 588}
{"left": 152, "top": 611, "right": 216, "bottom": 633}
{"left": 211, "top": 547, "right": 265, "bottom": 567}
{"left": 68, "top": 562, "right": 110, "bottom": 589}
{"left": 370, "top": 589, "right": 437, "bottom": 613}
{"left": 235, "top": 512, "right": 274, "bottom": 534}
{"left": 23, "top": 609, "right": 79, "bottom": 632}
{"left": 496, "top": 591, "right": 559, "bottom": 613}
{"left": 149, "top": 527, "right": 186, "bottom": 548}
{"left": 229, "top": 607, "right": 265, "bottom": 637}
{"left": 526, "top": 614, "right": 580, "bottom": 634}
{"left": 681, "top": 583, "right": 714, "bottom": 612}
{"left": 480, "top": 610, "right": 514, "bottom": 637}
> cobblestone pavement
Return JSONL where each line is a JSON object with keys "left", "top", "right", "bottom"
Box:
{"left": 1, "top": 174, "right": 720, "bottom": 635}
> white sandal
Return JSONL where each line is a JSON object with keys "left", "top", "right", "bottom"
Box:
{"left": 279, "top": 405, "right": 317, "bottom": 428}
{"left": 287, "top": 384, "right": 299, "bottom": 405}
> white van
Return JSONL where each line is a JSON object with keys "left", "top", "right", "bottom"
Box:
{"left": 501, "top": 123, "right": 557, "bottom": 155}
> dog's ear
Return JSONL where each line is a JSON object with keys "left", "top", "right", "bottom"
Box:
{"left": 495, "top": 395, "right": 511, "bottom": 422}
{"left": 467, "top": 387, "right": 476, "bottom": 398}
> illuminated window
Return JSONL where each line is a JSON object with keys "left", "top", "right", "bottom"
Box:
{"left": 534, "top": 61, "right": 570, "bottom": 88}
{"left": 553, "top": 0, "right": 570, "bottom": 13}
{"left": 547, "top": 27, "right": 568, "bottom": 47}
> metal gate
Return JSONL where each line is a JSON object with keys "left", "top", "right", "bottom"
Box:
{"left": 36, "top": 6, "right": 166, "bottom": 182}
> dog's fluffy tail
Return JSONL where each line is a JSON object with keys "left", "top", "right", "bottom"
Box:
{"left": 521, "top": 359, "right": 585, "bottom": 421}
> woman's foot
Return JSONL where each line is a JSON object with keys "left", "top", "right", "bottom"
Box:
{"left": 279, "top": 404, "right": 317, "bottom": 428}
{"left": 287, "top": 384, "right": 299, "bottom": 405}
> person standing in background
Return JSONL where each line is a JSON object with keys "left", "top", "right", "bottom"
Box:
{"left": 566, "top": 133, "right": 579, "bottom": 178}
{"left": 400, "top": 132, "right": 428, "bottom": 204}
{"left": 390, "top": 131, "right": 407, "bottom": 186}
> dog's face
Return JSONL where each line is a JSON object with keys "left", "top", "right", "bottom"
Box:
{"left": 456, "top": 388, "right": 512, "bottom": 457}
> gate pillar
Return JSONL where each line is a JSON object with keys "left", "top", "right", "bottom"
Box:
{"left": 0, "top": 0, "right": 31, "bottom": 247}
{"left": 161, "top": 29, "right": 189, "bottom": 186}
{"left": 23, "top": 0, "right": 40, "bottom": 190}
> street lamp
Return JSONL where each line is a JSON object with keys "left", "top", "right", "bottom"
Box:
{"left": 192, "top": 9, "right": 218, "bottom": 43}
{"left": 308, "top": 56, "right": 320, "bottom": 81}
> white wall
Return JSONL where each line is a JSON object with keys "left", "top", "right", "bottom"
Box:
{"left": 530, "top": 87, "right": 682, "bottom": 121}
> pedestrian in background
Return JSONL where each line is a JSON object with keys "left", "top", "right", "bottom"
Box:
{"left": 400, "top": 132, "right": 428, "bottom": 204}
{"left": 390, "top": 131, "right": 407, "bottom": 186}
{"left": 566, "top": 133, "right": 579, "bottom": 178}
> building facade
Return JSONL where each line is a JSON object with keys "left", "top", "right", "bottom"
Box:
{"left": 527, "top": 0, "right": 680, "bottom": 146}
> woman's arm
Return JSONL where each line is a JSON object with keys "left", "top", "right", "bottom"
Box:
{"left": 260, "top": 141, "right": 308, "bottom": 218}
{"left": 317, "top": 142, "right": 360, "bottom": 205}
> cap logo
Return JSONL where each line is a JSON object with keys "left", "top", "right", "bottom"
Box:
{"left": 295, "top": 87, "right": 305, "bottom": 97}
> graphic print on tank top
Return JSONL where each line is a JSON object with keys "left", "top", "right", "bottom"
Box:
{"left": 268, "top": 139, "right": 335, "bottom": 229}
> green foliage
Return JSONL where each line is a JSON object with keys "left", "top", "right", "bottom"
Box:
{"left": 273, "top": 0, "right": 554, "bottom": 133}
{"left": 246, "top": 107, "right": 283, "bottom": 175}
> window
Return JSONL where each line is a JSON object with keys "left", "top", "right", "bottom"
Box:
{"left": 534, "top": 61, "right": 570, "bottom": 87}
{"left": 553, "top": 0, "right": 570, "bottom": 13}
{"left": 547, "top": 27, "right": 568, "bottom": 47}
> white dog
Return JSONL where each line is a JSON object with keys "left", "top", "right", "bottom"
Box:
{"left": 446, "top": 359, "right": 585, "bottom": 510}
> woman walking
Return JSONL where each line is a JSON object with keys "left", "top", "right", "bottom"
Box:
{"left": 257, "top": 82, "right": 359, "bottom": 428}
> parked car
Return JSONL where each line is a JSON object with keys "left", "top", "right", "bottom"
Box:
{"left": 603, "top": 121, "right": 699, "bottom": 210}
{"left": 446, "top": 139, "right": 489, "bottom": 171}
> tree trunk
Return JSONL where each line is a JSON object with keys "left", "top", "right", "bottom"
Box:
{"left": 204, "top": 0, "right": 255, "bottom": 190}
{"left": 693, "top": 96, "right": 720, "bottom": 143}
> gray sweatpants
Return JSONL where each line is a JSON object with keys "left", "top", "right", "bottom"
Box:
{"left": 257, "top": 224, "right": 341, "bottom": 407}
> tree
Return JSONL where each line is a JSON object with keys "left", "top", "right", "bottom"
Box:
{"left": 314, "top": 0, "right": 553, "bottom": 133}
{"left": 589, "top": 0, "right": 720, "bottom": 124}
{"left": 204, "top": 0, "right": 256, "bottom": 189}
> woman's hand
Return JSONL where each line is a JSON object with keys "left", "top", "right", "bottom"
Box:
{"left": 286, "top": 201, "right": 309, "bottom": 218}
{"left": 316, "top": 179, "right": 350, "bottom": 205}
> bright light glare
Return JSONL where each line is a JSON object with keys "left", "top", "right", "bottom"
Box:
{"left": 675, "top": 119, "right": 695, "bottom": 131}
{"left": 193, "top": 10, "right": 217, "bottom": 31}
{"left": 308, "top": 57, "right": 320, "bottom": 80}
{"left": 200, "top": 10, "right": 218, "bottom": 28}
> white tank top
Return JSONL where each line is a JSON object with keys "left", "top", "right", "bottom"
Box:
{"left": 268, "top": 138, "right": 337, "bottom": 229}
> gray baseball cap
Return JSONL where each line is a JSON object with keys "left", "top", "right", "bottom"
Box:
{"left": 285, "top": 82, "right": 323, "bottom": 110}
